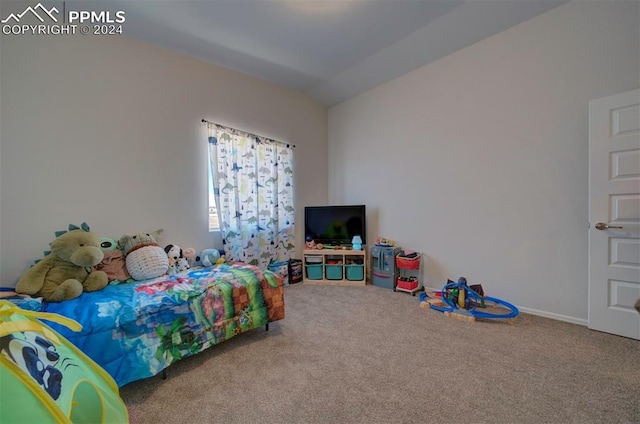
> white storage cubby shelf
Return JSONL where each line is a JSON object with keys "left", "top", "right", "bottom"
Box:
{"left": 303, "top": 249, "right": 367, "bottom": 286}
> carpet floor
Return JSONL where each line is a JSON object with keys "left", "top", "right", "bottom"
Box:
{"left": 120, "top": 284, "right": 640, "bottom": 424}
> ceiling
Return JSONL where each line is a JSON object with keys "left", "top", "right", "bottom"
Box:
{"left": 91, "top": 1, "right": 566, "bottom": 107}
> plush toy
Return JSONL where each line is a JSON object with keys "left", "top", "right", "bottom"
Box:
{"left": 93, "top": 237, "right": 130, "bottom": 282}
{"left": 98, "top": 237, "right": 119, "bottom": 252}
{"left": 217, "top": 250, "right": 226, "bottom": 264}
{"left": 305, "top": 236, "right": 316, "bottom": 250}
{"left": 183, "top": 247, "right": 197, "bottom": 267}
{"left": 195, "top": 249, "right": 225, "bottom": 267}
{"left": 119, "top": 229, "right": 169, "bottom": 280}
{"left": 164, "top": 244, "right": 191, "bottom": 275}
{"left": 15, "top": 223, "right": 108, "bottom": 302}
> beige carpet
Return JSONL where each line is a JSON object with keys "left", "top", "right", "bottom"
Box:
{"left": 120, "top": 284, "right": 640, "bottom": 424}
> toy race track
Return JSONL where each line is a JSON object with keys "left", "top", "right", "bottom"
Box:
{"left": 420, "top": 277, "right": 519, "bottom": 324}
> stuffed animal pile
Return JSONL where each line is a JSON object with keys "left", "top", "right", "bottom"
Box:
{"left": 16, "top": 223, "right": 231, "bottom": 302}
{"left": 164, "top": 244, "right": 190, "bottom": 275}
{"left": 15, "top": 223, "right": 108, "bottom": 302}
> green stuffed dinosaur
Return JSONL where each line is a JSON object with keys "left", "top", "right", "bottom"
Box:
{"left": 15, "top": 223, "right": 108, "bottom": 302}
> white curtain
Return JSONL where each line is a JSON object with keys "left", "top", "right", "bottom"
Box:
{"left": 208, "top": 124, "right": 295, "bottom": 268}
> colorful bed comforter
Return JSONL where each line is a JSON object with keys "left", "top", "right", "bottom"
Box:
{"left": 41, "top": 263, "right": 285, "bottom": 387}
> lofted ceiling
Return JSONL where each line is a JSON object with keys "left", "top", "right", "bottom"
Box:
{"left": 85, "top": 1, "right": 566, "bottom": 106}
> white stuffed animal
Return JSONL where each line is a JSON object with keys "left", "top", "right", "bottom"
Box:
{"left": 120, "top": 229, "right": 169, "bottom": 281}
{"left": 164, "top": 244, "right": 191, "bottom": 275}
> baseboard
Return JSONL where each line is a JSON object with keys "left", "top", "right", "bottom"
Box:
{"left": 515, "top": 306, "right": 587, "bottom": 326}
{"left": 423, "top": 286, "right": 587, "bottom": 326}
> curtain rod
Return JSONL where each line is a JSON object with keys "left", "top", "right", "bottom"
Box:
{"left": 202, "top": 119, "right": 295, "bottom": 148}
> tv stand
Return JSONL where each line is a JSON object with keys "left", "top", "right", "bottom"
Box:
{"left": 303, "top": 248, "right": 366, "bottom": 286}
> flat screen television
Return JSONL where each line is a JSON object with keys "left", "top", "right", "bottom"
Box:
{"left": 304, "top": 205, "right": 366, "bottom": 246}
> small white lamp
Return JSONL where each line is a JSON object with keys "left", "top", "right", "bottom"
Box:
{"left": 351, "top": 235, "right": 363, "bottom": 250}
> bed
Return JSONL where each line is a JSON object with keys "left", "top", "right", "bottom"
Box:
{"left": 30, "top": 263, "right": 285, "bottom": 387}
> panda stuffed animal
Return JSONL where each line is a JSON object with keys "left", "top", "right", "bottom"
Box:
{"left": 164, "top": 244, "right": 191, "bottom": 275}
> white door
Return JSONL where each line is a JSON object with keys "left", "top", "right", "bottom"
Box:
{"left": 588, "top": 89, "right": 640, "bottom": 340}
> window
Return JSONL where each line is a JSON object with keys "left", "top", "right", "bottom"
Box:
{"left": 205, "top": 121, "right": 296, "bottom": 268}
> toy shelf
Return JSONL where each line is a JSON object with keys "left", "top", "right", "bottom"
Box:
{"left": 302, "top": 249, "right": 366, "bottom": 286}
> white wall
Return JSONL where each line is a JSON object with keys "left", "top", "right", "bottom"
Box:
{"left": 329, "top": 1, "right": 639, "bottom": 322}
{"left": 0, "top": 33, "right": 328, "bottom": 286}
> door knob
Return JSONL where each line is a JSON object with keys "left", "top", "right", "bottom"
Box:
{"left": 595, "top": 222, "right": 624, "bottom": 230}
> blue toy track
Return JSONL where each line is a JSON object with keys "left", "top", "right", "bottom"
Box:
{"left": 420, "top": 277, "right": 518, "bottom": 320}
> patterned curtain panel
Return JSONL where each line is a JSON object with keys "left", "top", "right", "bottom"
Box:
{"left": 208, "top": 124, "right": 295, "bottom": 268}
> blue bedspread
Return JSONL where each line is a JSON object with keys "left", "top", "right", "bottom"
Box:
{"left": 40, "top": 263, "right": 285, "bottom": 387}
